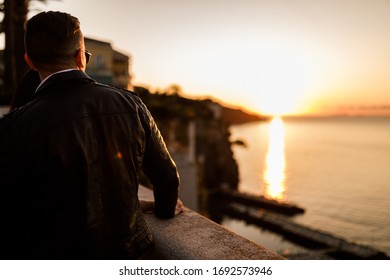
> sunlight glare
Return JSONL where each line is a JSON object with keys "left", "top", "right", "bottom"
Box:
{"left": 235, "top": 43, "right": 316, "bottom": 116}
{"left": 264, "top": 117, "right": 286, "bottom": 200}
{"left": 170, "top": 37, "right": 316, "bottom": 116}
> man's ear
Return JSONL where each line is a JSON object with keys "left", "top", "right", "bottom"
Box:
{"left": 74, "top": 49, "right": 86, "bottom": 70}
{"left": 24, "top": 53, "right": 38, "bottom": 71}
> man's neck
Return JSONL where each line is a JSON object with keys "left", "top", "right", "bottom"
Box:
{"left": 35, "top": 68, "right": 78, "bottom": 93}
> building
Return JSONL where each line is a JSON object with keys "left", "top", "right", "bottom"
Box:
{"left": 113, "top": 50, "right": 133, "bottom": 90}
{"left": 0, "top": 37, "right": 132, "bottom": 104}
{"left": 84, "top": 37, "right": 132, "bottom": 90}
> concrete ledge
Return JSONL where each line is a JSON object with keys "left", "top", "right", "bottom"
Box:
{"left": 138, "top": 186, "right": 285, "bottom": 260}
{"left": 0, "top": 106, "right": 10, "bottom": 117}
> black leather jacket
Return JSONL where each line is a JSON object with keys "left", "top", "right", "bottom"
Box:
{"left": 0, "top": 70, "right": 179, "bottom": 259}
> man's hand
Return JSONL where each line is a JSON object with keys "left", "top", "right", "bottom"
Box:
{"left": 140, "top": 200, "right": 154, "bottom": 214}
{"left": 140, "top": 198, "right": 184, "bottom": 216}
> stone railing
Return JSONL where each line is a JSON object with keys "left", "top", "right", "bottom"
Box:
{"left": 138, "top": 186, "right": 285, "bottom": 260}
{"left": 0, "top": 106, "right": 10, "bottom": 117}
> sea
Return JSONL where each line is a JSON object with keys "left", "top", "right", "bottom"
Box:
{"left": 1, "top": 106, "right": 389, "bottom": 259}
{"left": 222, "top": 116, "right": 390, "bottom": 259}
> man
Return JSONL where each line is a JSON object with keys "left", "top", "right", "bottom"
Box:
{"left": 0, "top": 11, "right": 182, "bottom": 259}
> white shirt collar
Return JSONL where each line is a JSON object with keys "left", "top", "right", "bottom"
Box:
{"left": 35, "top": 68, "right": 78, "bottom": 93}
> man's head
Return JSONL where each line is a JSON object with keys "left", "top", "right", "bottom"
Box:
{"left": 24, "top": 11, "right": 87, "bottom": 75}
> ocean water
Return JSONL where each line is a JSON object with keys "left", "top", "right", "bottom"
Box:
{"left": 222, "top": 116, "right": 390, "bottom": 258}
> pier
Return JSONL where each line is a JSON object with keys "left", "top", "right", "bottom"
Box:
{"left": 219, "top": 202, "right": 389, "bottom": 260}
{"left": 215, "top": 189, "right": 305, "bottom": 216}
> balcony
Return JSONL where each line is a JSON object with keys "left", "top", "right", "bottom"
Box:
{"left": 138, "top": 186, "right": 284, "bottom": 260}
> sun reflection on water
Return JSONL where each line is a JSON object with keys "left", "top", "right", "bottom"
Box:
{"left": 264, "top": 117, "right": 286, "bottom": 200}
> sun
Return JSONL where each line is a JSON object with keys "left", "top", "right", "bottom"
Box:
{"left": 169, "top": 36, "right": 317, "bottom": 117}
{"left": 256, "top": 93, "right": 300, "bottom": 116}
{"left": 241, "top": 73, "right": 312, "bottom": 116}
{"left": 248, "top": 47, "right": 315, "bottom": 116}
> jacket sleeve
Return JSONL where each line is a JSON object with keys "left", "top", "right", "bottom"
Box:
{"left": 137, "top": 99, "right": 180, "bottom": 219}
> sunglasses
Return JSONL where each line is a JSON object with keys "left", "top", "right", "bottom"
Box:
{"left": 74, "top": 49, "right": 92, "bottom": 64}
{"left": 84, "top": 50, "right": 92, "bottom": 64}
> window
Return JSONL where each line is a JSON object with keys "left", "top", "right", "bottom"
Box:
{"left": 94, "top": 55, "right": 105, "bottom": 69}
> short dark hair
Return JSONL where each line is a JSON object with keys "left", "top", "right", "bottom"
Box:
{"left": 25, "top": 11, "right": 82, "bottom": 70}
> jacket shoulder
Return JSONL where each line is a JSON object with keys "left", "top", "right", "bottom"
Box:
{"left": 93, "top": 82, "right": 139, "bottom": 97}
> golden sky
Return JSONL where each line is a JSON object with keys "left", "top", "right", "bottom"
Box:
{"left": 35, "top": 0, "right": 390, "bottom": 116}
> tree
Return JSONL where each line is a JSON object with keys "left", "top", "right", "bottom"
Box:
{"left": 0, "top": 0, "right": 51, "bottom": 105}
{"left": 165, "top": 84, "right": 183, "bottom": 96}
{"left": 1, "top": 0, "right": 29, "bottom": 105}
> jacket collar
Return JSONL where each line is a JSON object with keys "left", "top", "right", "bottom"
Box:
{"left": 35, "top": 70, "right": 95, "bottom": 95}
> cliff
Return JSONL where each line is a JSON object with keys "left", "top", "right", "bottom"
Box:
{"left": 134, "top": 86, "right": 266, "bottom": 195}
{"left": 220, "top": 105, "right": 269, "bottom": 124}
{"left": 134, "top": 86, "right": 269, "bottom": 215}
{"left": 134, "top": 86, "right": 267, "bottom": 125}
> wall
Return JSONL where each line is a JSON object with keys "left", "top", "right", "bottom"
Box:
{"left": 138, "top": 186, "right": 285, "bottom": 260}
